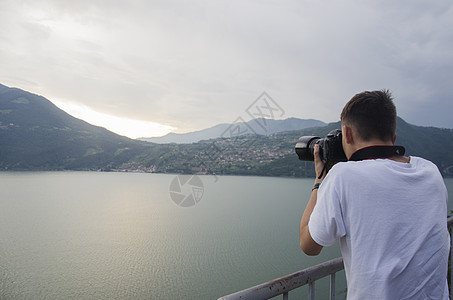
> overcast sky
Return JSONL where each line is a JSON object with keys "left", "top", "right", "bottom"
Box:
{"left": 1, "top": 0, "right": 452, "bottom": 138}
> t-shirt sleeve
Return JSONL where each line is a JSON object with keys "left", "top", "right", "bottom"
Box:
{"left": 308, "top": 176, "right": 346, "bottom": 247}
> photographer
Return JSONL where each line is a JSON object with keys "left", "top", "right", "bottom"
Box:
{"left": 299, "top": 90, "right": 450, "bottom": 299}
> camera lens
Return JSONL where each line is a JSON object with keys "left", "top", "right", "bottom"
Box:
{"left": 295, "top": 136, "right": 320, "bottom": 161}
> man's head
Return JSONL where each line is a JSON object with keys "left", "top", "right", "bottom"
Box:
{"left": 341, "top": 90, "right": 397, "bottom": 157}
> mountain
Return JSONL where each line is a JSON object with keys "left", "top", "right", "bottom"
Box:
{"left": 394, "top": 117, "right": 453, "bottom": 174}
{"left": 0, "top": 83, "right": 151, "bottom": 170}
{"left": 1, "top": 83, "right": 452, "bottom": 177}
{"left": 138, "top": 118, "right": 326, "bottom": 144}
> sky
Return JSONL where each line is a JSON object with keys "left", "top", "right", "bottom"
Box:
{"left": 0, "top": 0, "right": 452, "bottom": 139}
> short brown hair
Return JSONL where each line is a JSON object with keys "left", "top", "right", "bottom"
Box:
{"left": 340, "top": 90, "right": 397, "bottom": 142}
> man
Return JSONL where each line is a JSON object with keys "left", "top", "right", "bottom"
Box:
{"left": 299, "top": 90, "right": 450, "bottom": 299}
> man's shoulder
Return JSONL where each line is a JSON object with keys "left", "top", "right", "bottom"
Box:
{"left": 409, "top": 156, "right": 442, "bottom": 172}
{"left": 329, "top": 160, "right": 368, "bottom": 173}
{"left": 322, "top": 161, "right": 365, "bottom": 184}
{"left": 409, "top": 156, "right": 434, "bottom": 165}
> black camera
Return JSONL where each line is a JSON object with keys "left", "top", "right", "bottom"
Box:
{"left": 295, "top": 129, "right": 347, "bottom": 162}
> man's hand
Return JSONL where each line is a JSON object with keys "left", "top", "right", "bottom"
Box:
{"left": 314, "top": 144, "right": 326, "bottom": 182}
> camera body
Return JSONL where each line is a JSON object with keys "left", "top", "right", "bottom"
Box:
{"left": 295, "top": 129, "right": 347, "bottom": 162}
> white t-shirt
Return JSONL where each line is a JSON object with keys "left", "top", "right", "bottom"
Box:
{"left": 309, "top": 156, "right": 450, "bottom": 300}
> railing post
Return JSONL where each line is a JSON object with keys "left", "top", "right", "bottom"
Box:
{"left": 447, "top": 216, "right": 453, "bottom": 297}
{"left": 449, "top": 225, "right": 452, "bottom": 297}
{"left": 330, "top": 273, "right": 336, "bottom": 300}
{"left": 308, "top": 281, "right": 315, "bottom": 300}
{"left": 282, "top": 292, "right": 288, "bottom": 300}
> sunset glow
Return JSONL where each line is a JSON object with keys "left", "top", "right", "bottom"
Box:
{"left": 52, "top": 100, "right": 175, "bottom": 139}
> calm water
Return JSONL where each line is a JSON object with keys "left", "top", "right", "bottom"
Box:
{"left": 0, "top": 172, "right": 451, "bottom": 299}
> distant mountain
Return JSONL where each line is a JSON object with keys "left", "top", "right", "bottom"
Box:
{"left": 138, "top": 118, "right": 326, "bottom": 144}
{"left": 0, "top": 83, "right": 150, "bottom": 170}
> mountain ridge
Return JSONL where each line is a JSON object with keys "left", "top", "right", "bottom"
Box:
{"left": 138, "top": 117, "right": 326, "bottom": 144}
{"left": 0, "top": 83, "right": 149, "bottom": 170}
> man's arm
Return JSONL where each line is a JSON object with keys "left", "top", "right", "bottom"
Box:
{"left": 300, "top": 144, "right": 325, "bottom": 256}
{"left": 300, "top": 182, "right": 323, "bottom": 255}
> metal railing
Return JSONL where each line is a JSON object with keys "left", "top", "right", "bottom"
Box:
{"left": 218, "top": 257, "right": 344, "bottom": 300}
{"left": 219, "top": 216, "right": 453, "bottom": 300}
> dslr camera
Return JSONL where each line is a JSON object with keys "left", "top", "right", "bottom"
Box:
{"left": 295, "top": 129, "right": 347, "bottom": 162}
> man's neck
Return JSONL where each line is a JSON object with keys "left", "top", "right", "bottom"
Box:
{"left": 389, "top": 155, "right": 410, "bottom": 163}
{"left": 352, "top": 140, "right": 393, "bottom": 151}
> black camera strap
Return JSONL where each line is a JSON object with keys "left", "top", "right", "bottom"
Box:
{"left": 348, "top": 145, "right": 406, "bottom": 161}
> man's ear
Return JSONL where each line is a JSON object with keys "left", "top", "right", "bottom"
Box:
{"left": 342, "top": 124, "right": 354, "bottom": 145}
{"left": 392, "top": 134, "right": 397, "bottom": 144}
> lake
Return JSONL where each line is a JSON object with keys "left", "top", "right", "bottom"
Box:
{"left": 0, "top": 172, "right": 452, "bottom": 299}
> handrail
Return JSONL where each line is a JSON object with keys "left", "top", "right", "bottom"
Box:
{"left": 218, "top": 257, "right": 344, "bottom": 300}
{"left": 219, "top": 216, "right": 453, "bottom": 300}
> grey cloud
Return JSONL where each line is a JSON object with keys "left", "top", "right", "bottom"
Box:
{"left": 0, "top": 0, "right": 452, "bottom": 132}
